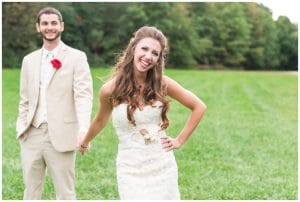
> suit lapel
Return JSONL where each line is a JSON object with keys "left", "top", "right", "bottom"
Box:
{"left": 34, "top": 49, "right": 42, "bottom": 103}
{"left": 48, "top": 42, "right": 68, "bottom": 87}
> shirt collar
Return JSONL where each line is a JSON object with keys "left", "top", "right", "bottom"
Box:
{"left": 42, "top": 42, "right": 62, "bottom": 58}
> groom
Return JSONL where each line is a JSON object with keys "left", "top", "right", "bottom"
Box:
{"left": 16, "top": 7, "right": 93, "bottom": 199}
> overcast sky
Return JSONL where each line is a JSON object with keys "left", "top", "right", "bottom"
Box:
{"left": 255, "top": 0, "right": 299, "bottom": 23}
{"left": 198, "top": 0, "right": 299, "bottom": 24}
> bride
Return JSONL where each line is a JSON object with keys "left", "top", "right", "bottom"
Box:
{"left": 78, "top": 26, "right": 206, "bottom": 200}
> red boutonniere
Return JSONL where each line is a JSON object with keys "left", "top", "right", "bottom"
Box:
{"left": 51, "top": 59, "right": 62, "bottom": 69}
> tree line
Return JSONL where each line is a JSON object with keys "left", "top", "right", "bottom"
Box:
{"left": 2, "top": 2, "right": 298, "bottom": 70}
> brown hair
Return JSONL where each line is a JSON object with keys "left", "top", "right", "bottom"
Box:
{"left": 111, "top": 26, "right": 170, "bottom": 130}
{"left": 36, "top": 7, "right": 63, "bottom": 24}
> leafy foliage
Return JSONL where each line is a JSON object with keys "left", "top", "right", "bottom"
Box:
{"left": 2, "top": 2, "right": 298, "bottom": 70}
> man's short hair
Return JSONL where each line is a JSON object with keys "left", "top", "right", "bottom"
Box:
{"left": 36, "top": 7, "right": 63, "bottom": 23}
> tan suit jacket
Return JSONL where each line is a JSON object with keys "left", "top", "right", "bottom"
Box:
{"left": 16, "top": 42, "right": 93, "bottom": 152}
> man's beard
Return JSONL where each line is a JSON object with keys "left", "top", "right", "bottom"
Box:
{"left": 41, "top": 31, "right": 61, "bottom": 42}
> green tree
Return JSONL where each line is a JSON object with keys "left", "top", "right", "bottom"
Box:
{"left": 142, "top": 2, "right": 201, "bottom": 68}
{"left": 2, "top": 2, "right": 47, "bottom": 68}
{"left": 190, "top": 3, "right": 252, "bottom": 67}
{"left": 216, "top": 3, "right": 252, "bottom": 67}
{"left": 276, "top": 16, "right": 298, "bottom": 70}
{"left": 2, "top": 2, "right": 297, "bottom": 70}
{"left": 188, "top": 3, "right": 216, "bottom": 65}
{"left": 244, "top": 3, "right": 280, "bottom": 69}
{"left": 103, "top": 3, "right": 148, "bottom": 65}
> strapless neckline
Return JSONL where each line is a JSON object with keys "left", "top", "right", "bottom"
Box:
{"left": 113, "top": 100, "right": 163, "bottom": 111}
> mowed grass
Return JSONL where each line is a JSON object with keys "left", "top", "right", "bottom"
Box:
{"left": 2, "top": 68, "right": 297, "bottom": 199}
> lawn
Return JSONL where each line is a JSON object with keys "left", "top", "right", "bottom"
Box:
{"left": 2, "top": 68, "right": 298, "bottom": 199}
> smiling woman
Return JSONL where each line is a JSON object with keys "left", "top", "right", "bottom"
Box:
{"left": 133, "top": 37, "right": 161, "bottom": 73}
{"left": 78, "top": 26, "right": 206, "bottom": 200}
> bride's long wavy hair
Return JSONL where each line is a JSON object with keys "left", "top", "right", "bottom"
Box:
{"left": 111, "top": 26, "right": 170, "bottom": 130}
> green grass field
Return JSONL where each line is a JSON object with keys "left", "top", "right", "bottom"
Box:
{"left": 2, "top": 68, "right": 298, "bottom": 199}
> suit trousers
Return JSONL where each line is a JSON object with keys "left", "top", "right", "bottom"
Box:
{"left": 19, "top": 124, "right": 76, "bottom": 200}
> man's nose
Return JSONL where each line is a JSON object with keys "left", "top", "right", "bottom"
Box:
{"left": 47, "top": 23, "right": 54, "bottom": 29}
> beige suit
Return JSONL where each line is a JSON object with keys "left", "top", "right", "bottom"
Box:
{"left": 16, "top": 42, "right": 93, "bottom": 199}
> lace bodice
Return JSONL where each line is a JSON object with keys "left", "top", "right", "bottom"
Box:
{"left": 112, "top": 101, "right": 166, "bottom": 149}
{"left": 111, "top": 101, "right": 180, "bottom": 200}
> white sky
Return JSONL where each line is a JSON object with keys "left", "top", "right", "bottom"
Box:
{"left": 197, "top": 0, "right": 299, "bottom": 24}
{"left": 255, "top": 0, "right": 299, "bottom": 24}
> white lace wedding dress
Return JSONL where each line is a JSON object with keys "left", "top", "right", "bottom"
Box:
{"left": 112, "top": 101, "right": 180, "bottom": 200}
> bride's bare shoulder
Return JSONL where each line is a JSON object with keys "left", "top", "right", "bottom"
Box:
{"left": 99, "top": 78, "right": 116, "bottom": 98}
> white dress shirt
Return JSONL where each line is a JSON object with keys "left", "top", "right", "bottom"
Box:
{"left": 32, "top": 43, "right": 61, "bottom": 128}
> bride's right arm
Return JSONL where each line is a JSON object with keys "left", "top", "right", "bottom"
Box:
{"left": 80, "top": 81, "right": 114, "bottom": 149}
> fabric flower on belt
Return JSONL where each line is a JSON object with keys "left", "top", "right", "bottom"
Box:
{"left": 139, "top": 128, "right": 160, "bottom": 145}
{"left": 51, "top": 59, "right": 62, "bottom": 69}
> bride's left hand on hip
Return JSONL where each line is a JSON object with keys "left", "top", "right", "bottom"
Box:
{"left": 161, "top": 136, "right": 181, "bottom": 152}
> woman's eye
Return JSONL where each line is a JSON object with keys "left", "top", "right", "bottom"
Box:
{"left": 153, "top": 52, "right": 159, "bottom": 57}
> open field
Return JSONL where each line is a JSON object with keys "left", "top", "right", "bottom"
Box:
{"left": 2, "top": 68, "right": 297, "bottom": 199}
